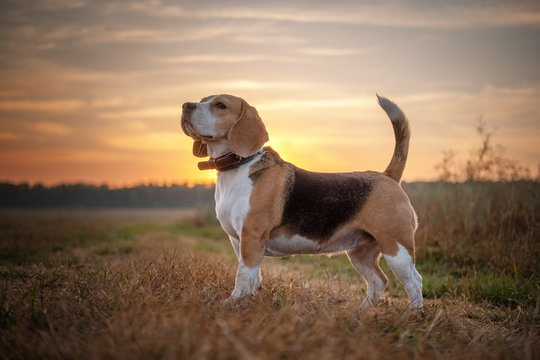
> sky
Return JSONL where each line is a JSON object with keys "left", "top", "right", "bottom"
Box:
{"left": 1, "top": 0, "right": 539, "bottom": 186}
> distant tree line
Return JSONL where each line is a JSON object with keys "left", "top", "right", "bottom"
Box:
{"left": 0, "top": 183, "right": 215, "bottom": 208}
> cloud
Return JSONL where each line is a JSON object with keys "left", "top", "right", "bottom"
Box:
{"left": 0, "top": 132, "right": 20, "bottom": 141}
{"left": 296, "top": 47, "right": 380, "bottom": 56}
{"left": 0, "top": 100, "right": 85, "bottom": 112}
{"left": 41, "top": 0, "right": 87, "bottom": 10}
{"left": 101, "top": 131, "right": 183, "bottom": 152}
{"left": 198, "top": 80, "right": 310, "bottom": 91}
{"left": 154, "top": 54, "right": 298, "bottom": 64}
{"left": 400, "top": 92, "right": 465, "bottom": 103}
{"left": 97, "top": 106, "right": 179, "bottom": 120}
{"left": 231, "top": 34, "right": 306, "bottom": 45}
{"left": 257, "top": 96, "right": 376, "bottom": 111}
{"left": 116, "top": 1, "right": 540, "bottom": 28}
{"left": 1, "top": 148, "right": 136, "bottom": 166}
{"left": 33, "top": 121, "right": 72, "bottom": 136}
{"left": 2, "top": 15, "right": 271, "bottom": 50}
{"left": 85, "top": 27, "right": 245, "bottom": 44}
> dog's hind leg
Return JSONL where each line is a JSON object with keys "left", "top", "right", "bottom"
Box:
{"left": 347, "top": 242, "right": 388, "bottom": 309}
{"left": 383, "top": 242, "right": 423, "bottom": 309}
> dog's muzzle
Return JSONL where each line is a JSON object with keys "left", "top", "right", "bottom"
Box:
{"left": 181, "top": 102, "right": 197, "bottom": 137}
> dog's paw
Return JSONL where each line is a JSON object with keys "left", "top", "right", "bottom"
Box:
{"left": 360, "top": 298, "right": 375, "bottom": 310}
{"left": 360, "top": 296, "right": 388, "bottom": 310}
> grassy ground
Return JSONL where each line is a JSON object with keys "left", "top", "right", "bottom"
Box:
{"left": 0, "top": 182, "right": 539, "bottom": 359}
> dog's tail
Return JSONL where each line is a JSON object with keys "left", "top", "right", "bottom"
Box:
{"left": 377, "top": 94, "right": 410, "bottom": 184}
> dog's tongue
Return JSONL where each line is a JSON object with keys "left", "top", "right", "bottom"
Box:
{"left": 192, "top": 140, "right": 208, "bottom": 157}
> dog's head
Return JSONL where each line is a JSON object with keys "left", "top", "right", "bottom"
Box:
{"left": 181, "top": 94, "right": 269, "bottom": 158}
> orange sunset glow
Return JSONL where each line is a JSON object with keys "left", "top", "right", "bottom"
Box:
{"left": 1, "top": 1, "right": 539, "bottom": 186}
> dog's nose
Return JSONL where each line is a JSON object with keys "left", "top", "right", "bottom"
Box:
{"left": 182, "top": 102, "right": 197, "bottom": 112}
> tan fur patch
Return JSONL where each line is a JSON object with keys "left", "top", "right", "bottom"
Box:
{"left": 349, "top": 175, "right": 417, "bottom": 261}
{"left": 206, "top": 95, "right": 246, "bottom": 138}
{"left": 195, "top": 95, "right": 269, "bottom": 158}
{"left": 240, "top": 152, "right": 292, "bottom": 267}
{"left": 228, "top": 100, "right": 269, "bottom": 157}
{"left": 384, "top": 114, "right": 410, "bottom": 183}
{"left": 347, "top": 242, "right": 388, "bottom": 286}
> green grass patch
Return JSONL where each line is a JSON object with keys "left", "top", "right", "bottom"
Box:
{"left": 165, "top": 223, "right": 226, "bottom": 240}
{"left": 94, "top": 243, "right": 137, "bottom": 256}
{"left": 266, "top": 254, "right": 357, "bottom": 278}
{"left": 267, "top": 251, "right": 539, "bottom": 309}
{"left": 115, "top": 223, "right": 161, "bottom": 240}
{"left": 417, "top": 255, "right": 538, "bottom": 308}
{"left": 191, "top": 241, "right": 224, "bottom": 254}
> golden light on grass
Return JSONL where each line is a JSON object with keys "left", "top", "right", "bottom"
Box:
{"left": 0, "top": 180, "right": 538, "bottom": 359}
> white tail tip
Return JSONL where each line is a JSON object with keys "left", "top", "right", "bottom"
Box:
{"left": 377, "top": 94, "right": 405, "bottom": 121}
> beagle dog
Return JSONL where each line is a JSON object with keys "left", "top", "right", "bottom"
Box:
{"left": 181, "top": 94, "right": 422, "bottom": 308}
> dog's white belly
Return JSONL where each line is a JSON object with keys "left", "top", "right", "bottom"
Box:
{"left": 265, "top": 230, "right": 374, "bottom": 257}
{"left": 264, "top": 234, "right": 320, "bottom": 256}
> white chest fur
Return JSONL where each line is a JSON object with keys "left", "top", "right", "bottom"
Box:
{"left": 214, "top": 160, "right": 257, "bottom": 240}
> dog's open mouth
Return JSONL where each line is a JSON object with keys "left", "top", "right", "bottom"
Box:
{"left": 198, "top": 134, "right": 214, "bottom": 141}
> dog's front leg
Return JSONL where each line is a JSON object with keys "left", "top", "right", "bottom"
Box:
{"left": 229, "top": 258, "right": 261, "bottom": 300}
{"left": 227, "top": 228, "right": 267, "bottom": 301}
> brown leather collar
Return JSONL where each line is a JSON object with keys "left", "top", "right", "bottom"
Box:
{"left": 198, "top": 151, "right": 261, "bottom": 172}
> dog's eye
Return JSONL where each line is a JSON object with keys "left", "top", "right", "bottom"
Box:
{"left": 215, "top": 102, "right": 227, "bottom": 110}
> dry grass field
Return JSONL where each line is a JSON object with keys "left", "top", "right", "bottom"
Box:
{"left": 0, "top": 182, "right": 539, "bottom": 359}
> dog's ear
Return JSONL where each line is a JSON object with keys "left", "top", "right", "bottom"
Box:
{"left": 228, "top": 100, "right": 269, "bottom": 157}
{"left": 192, "top": 140, "right": 208, "bottom": 157}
